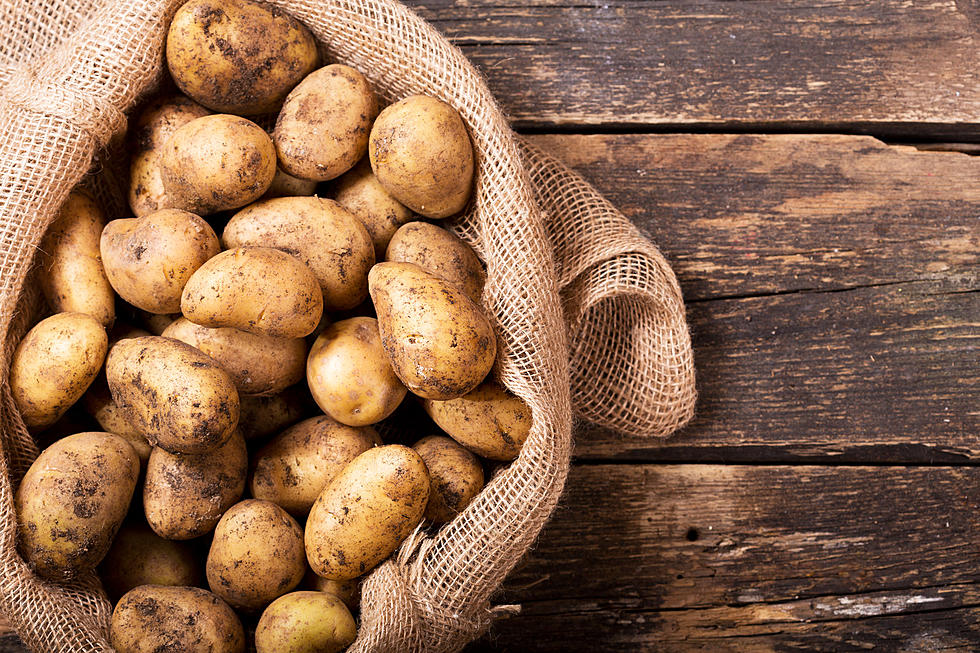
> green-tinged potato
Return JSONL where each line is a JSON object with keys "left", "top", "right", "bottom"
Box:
{"left": 81, "top": 376, "right": 151, "bottom": 464}
{"left": 39, "top": 191, "right": 115, "bottom": 326}
{"left": 101, "top": 209, "right": 220, "bottom": 314}
{"left": 15, "top": 432, "right": 139, "bottom": 580}
{"left": 368, "top": 262, "right": 496, "bottom": 400}
{"left": 412, "top": 435, "right": 484, "bottom": 524}
{"left": 305, "top": 445, "right": 429, "bottom": 580}
{"left": 255, "top": 591, "right": 356, "bottom": 653}
{"left": 306, "top": 317, "right": 406, "bottom": 426}
{"left": 386, "top": 221, "right": 485, "bottom": 303}
{"left": 333, "top": 158, "right": 414, "bottom": 259}
{"left": 138, "top": 311, "right": 180, "bottom": 335}
{"left": 223, "top": 198, "right": 374, "bottom": 311}
{"left": 239, "top": 387, "right": 311, "bottom": 441}
{"left": 264, "top": 166, "right": 318, "bottom": 198}
{"left": 110, "top": 585, "right": 244, "bottom": 653}
{"left": 161, "top": 114, "right": 276, "bottom": 214}
{"left": 182, "top": 247, "right": 323, "bottom": 338}
{"left": 369, "top": 95, "right": 474, "bottom": 218}
{"left": 100, "top": 522, "right": 204, "bottom": 600}
{"left": 422, "top": 381, "right": 531, "bottom": 461}
{"left": 250, "top": 416, "right": 380, "bottom": 517}
{"left": 144, "top": 431, "right": 247, "bottom": 540}
{"left": 107, "top": 336, "right": 239, "bottom": 454}
{"left": 303, "top": 570, "right": 361, "bottom": 611}
{"left": 206, "top": 500, "right": 305, "bottom": 612}
{"left": 10, "top": 312, "right": 107, "bottom": 429}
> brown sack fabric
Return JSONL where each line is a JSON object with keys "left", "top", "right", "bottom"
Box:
{"left": 0, "top": 0, "right": 696, "bottom": 651}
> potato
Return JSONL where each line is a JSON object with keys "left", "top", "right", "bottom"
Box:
{"left": 108, "top": 322, "right": 153, "bottom": 345}
{"left": 10, "top": 312, "right": 107, "bottom": 429}
{"left": 39, "top": 191, "right": 115, "bottom": 326}
{"left": 264, "top": 166, "right": 318, "bottom": 199}
{"left": 223, "top": 197, "right": 374, "bottom": 311}
{"left": 254, "top": 591, "right": 356, "bottom": 653}
{"left": 100, "top": 522, "right": 204, "bottom": 600}
{"left": 303, "top": 571, "right": 361, "bottom": 611}
{"left": 305, "top": 445, "right": 429, "bottom": 580}
{"left": 101, "top": 208, "right": 220, "bottom": 314}
{"left": 239, "top": 387, "right": 310, "bottom": 441}
{"left": 160, "top": 114, "right": 276, "bottom": 214}
{"left": 368, "top": 262, "right": 496, "bottom": 400}
{"left": 206, "top": 500, "right": 306, "bottom": 612}
{"left": 421, "top": 381, "right": 531, "bottom": 461}
{"left": 250, "top": 416, "right": 380, "bottom": 517}
{"left": 107, "top": 336, "right": 239, "bottom": 454}
{"left": 181, "top": 247, "right": 323, "bottom": 338}
{"left": 412, "top": 435, "right": 484, "bottom": 524}
{"left": 166, "top": 0, "right": 318, "bottom": 115}
{"left": 333, "top": 158, "right": 414, "bottom": 259}
{"left": 110, "top": 585, "right": 244, "bottom": 653}
{"left": 386, "top": 221, "right": 485, "bottom": 303}
{"left": 15, "top": 432, "right": 139, "bottom": 580}
{"left": 138, "top": 310, "right": 179, "bottom": 335}
{"left": 81, "top": 376, "right": 152, "bottom": 464}
{"left": 306, "top": 317, "right": 406, "bottom": 426}
{"left": 144, "top": 431, "right": 247, "bottom": 540}
{"left": 369, "top": 95, "right": 474, "bottom": 218}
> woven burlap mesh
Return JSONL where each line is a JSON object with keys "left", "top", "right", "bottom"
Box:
{"left": 0, "top": 0, "right": 695, "bottom": 651}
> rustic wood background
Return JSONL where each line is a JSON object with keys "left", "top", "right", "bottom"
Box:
{"left": 2, "top": 0, "right": 979, "bottom": 651}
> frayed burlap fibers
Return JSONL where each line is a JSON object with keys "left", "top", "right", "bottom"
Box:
{"left": 0, "top": 0, "right": 696, "bottom": 650}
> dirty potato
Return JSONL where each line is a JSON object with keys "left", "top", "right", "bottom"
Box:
{"left": 385, "top": 221, "right": 485, "bottom": 303}
{"left": 413, "top": 435, "right": 484, "bottom": 524}
{"left": 100, "top": 522, "right": 204, "bottom": 600}
{"left": 81, "top": 376, "right": 152, "bottom": 464}
{"left": 264, "top": 166, "right": 318, "bottom": 198}
{"left": 254, "top": 591, "right": 356, "bottom": 653}
{"left": 332, "top": 158, "right": 414, "bottom": 259}
{"left": 421, "top": 381, "right": 531, "bottom": 461}
{"left": 138, "top": 311, "right": 180, "bottom": 335}
{"left": 303, "top": 571, "right": 361, "bottom": 611}
{"left": 238, "top": 387, "right": 311, "bottom": 441}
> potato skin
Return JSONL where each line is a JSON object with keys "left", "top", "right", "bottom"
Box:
{"left": 369, "top": 95, "right": 474, "bottom": 218}
{"left": 386, "top": 221, "right": 485, "bottom": 303}
{"left": 263, "top": 166, "right": 318, "bottom": 199}
{"left": 166, "top": 0, "right": 318, "bottom": 115}
{"left": 181, "top": 247, "right": 324, "bottom": 338}
{"left": 333, "top": 157, "right": 414, "bottom": 259}
{"left": 238, "top": 387, "right": 310, "bottom": 441}
{"left": 10, "top": 312, "right": 107, "bottom": 429}
{"left": 422, "top": 381, "right": 531, "bottom": 461}
{"left": 39, "top": 191, "right": 115, "bottom": 326}
{"left": 254, "top": 591, "right": 356, "bottom": 653}
{"left": 100, "top": 522, "right": 204, "bottom": 600}
{"left": 110, "top": 585, "right": 245, "bottom": 653}
{"left": 101, "top": 209, "right": 220, "bottom": 314}
{"left": 305, "top": 444, "right": 429, "bottom": 580}
{"left": 81, "top": 376, "right": 152, "bottom": 464}
{"left": 303, "top": 571, "right": 361, "bottom": 611}
{"left": 413, "top": 435, "right": 484, "bottom": 523}
{"left": 15, "top": 432, "right": 139, "bottom": 580}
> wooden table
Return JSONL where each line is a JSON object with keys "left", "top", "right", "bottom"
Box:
{"left": 3, "top": 1, "right": 979, "bottom": 651}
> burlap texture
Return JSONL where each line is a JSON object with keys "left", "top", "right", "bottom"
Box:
{"left": 0, "top": 0, "right": 696, "bottom": 651}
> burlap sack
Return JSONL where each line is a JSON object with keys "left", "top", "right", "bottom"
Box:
{"left": 0, "top": 0, "right": 696, "bottom": 650}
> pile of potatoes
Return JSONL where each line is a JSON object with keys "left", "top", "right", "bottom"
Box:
{"left": 10, "top": 1, "right": 533, "bottom": 651}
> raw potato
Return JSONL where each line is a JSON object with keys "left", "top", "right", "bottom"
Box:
{"left": 254, "top": 591, "right": 356, "bottom": 653}
{"left": 39, "top": 191, "right": 115, "bottom": 326}
{"left": 138, "top": 311, "right": 179, "bottom": 335}
{"left": 369, "top": 95, "right": 474, "bottom": 218}
{"left": 238, "top": 387, "right": 310, "bottom": 441}
{"left": 223, "top": 197, "right": 374, "bottom": 311}
{"left": 106, "top": 336, "right": 240, "bottom": 454}
{"left": 181, "top": 247, "right": 324, "bottom": 338}
{"left": 206, "top": 500, "right": 306, "bottom": 612}
{"left": 274, "top": 64, "right": 378, "bottom": 181}
{"left": 143, "top": 431, "right": 247, "bottom": 540}
{"left": 160, "top": 114, "right": 276, "bottom": 214}
{"left": 304, "top": 571, "right": 361, "bottom": 611}
{"left": 101, "top": 208, "right": 220, "bottom": 314}
{"left": 368, "top": 262, "right": 496, "bottom": 400}
{"left": 413, "top": 435, "right": 485, "bottom": 524}
{"left": 306, "top": 317, "right": 406, "bottom": 426}
{"left": 264, "top": 166, "right": 318, "bottom": 198}
{"left": 108, "top": 322, "right": 153, "bottom": 345}
{"left": 15, "top": 432, "right": 139, "bottom": 580}
{"left": 250, "top": 416, "right": 380, "bottom": 516}
{"left": 10, "top": 312, "right": 108, "bottom": 429}
{"left": 81, "top": 376, "right": 152, "bottom": 464}
{"left": 333, "top": 157, "right": 414, "bottom": 259}
{"left": 305, "top": 445, "right": 429, "bottom": 580}
{"left": 110, "top": 585, "right": 245, "bottom": 653}
{"left": 166, "top": 0, "right": 318, "bottom": 115}
{"left": 421, "top": 381, "right": 532, "bottom": 461}
{"left": 100, "top": 522, "right": 204, "bottom": 600}
{"left": 386, "top": 221, "right": 486, "bottom": 303}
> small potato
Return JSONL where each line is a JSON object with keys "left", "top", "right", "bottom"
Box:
{"left": 16, "top": 432, "right": 139, "bottom": 580}
{"left": 303, "top": 570, "right": 361, "bottom": 611}
{"left": 10, "top": 312, "right": 107, "bottom": 429}
{"left": 413, "top": 435, "right": 484, "bottom": 524}
{"left": 100, "top": 522, "right": 204, "bottom": 600}
{"left": 138, "top": 311, "right": 179, "bottom": 335}
{"left": 101, "top": 209, "right": 220, "bottom": 314}
{"left": 161, "top": 114, "right": 276, "bottom": 214}
{"left": 223, "top": 197, "right": 374, "bottom": 311}
{"left": 182, "top": 247, "right": 323, "bottom": 338}
{"left": 81, "top": 376, "right": 152, "bottom": 464}
{"left": 369, "top": 95, "right": 474, "bottom": 218}
{"left": 144, "top": 431, "right": 247, "bottom": 540}
{"left": 250, "top": 416, "right": 380, "bottom": 517}
{"left": 305, "top": 445, "right": 429, "bottom": 580}
{"left": 306, "top": 317, "right": 406, "bottom": 426}
{"left": 239, "top": 387, "right": 311, "bottom": 441}
{"left": 264, "top": 166, "right": 318, "bottom": 198}
{"left": 110, "top": 585, "right": 245, "bottom": 653}
{"left": 39, "top": 191, "right": 115, "bottom": 326}
{"left": 333, "top": 158, "right": 414, "bottom": 259}
{"left": 422, "top": 381, "right": 531, "bottom": 461}
{"left": 108, "top": 322, "right": 153, "bottom": 345}
{"left": 206, "top": 500, "right": 306, "bottom": 612}
{"left": 255, "top": 591, "right": 356, "bottom": 653}
{"left": 386, "top": 221, "right": 485, "bottom": 303}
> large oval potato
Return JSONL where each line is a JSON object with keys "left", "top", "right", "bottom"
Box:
{"left": 166, "top": 0, "right": 318, "bottom": 115}
{"left": 238, "top": 387, "right": 311, "bottom": 441}
{"left": 305, "top": 445, "right": 429, "bottom": 580}
{"left": 413, "top": 435, "right": 484, "bottom": 524}
{"left": 100, "top": 522, "right": 204, "bottom": 600}
{"left": 386, "top": 221, "right": 486, "bottom": 303}
{"left": 10, "top": 312, "right": 107, "bottom": 429}
{"left": 15, "top": 432, "right": 139, "bottom": 580}
{"left": 182, "top": 247, "right": 323, "bottom": 338}
{"left": 333, "top": 158, "right": 414, "bottom": 259}
{"left": 255, "top": 591, "right": 356, "bottom": 653}
{"left": 81, "top": 376, "right": 152, "bottom": 464}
